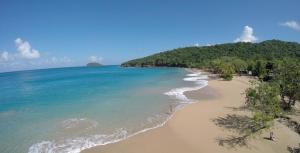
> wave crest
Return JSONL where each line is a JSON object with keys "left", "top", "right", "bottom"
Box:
{"left": 165, "top": 71, "right": 208, "bottom": 103}
{"left": 28, "top": 129, "right": 128, "bottom": 153}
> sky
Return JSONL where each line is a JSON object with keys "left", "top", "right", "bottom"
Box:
{"left": 0, "top": 0, "right": 299, "bottom": 72}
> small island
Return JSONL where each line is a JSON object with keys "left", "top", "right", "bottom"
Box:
{"left": 86, "top": 62, "right": 102, "bottom": 67}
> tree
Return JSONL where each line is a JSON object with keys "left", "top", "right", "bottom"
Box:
{"left": 253, "top": 60, "right": 266, "bottom": 80}
{"left": 245, "top": 82, "right": 282, "bottom": 128}
{"left": 274, "top": 58, "right": 300, "bottom": 110}
{"left": 210, "top": 57, "right": 235, "bottom": 80}
{"left": 220, "top": 63, "right": 234, "bottom": 81}
{"left": 232, "top": 58, "right": 247, "bottom": 75}
{"left": 210, "top": 58, "right": 222, "bottom": 73}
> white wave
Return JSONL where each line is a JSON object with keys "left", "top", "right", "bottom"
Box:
{"left": 28, "top": 112, "right": 176, "bottom": 153}
{"left": 183, "top": 76, "right": 208, "bottom": 81}
{"left": 165, "top": 71, "right": 208, "bottom": 103}
{"left": 28, "top": 129, "right": 128, "bottom": 153}
{"left": 164, "top": 80, "right": 208, "bottom": 102}
{"left": 186, "top": 72, "right": 201, "bottom": 77}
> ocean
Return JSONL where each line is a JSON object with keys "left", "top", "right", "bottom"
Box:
{"left": 0, "top": 65, "right": 208, "bottom": 153}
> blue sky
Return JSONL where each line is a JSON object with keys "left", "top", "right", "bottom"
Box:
{"left": 0, "top": 0, "right": 299, "bottom": 72}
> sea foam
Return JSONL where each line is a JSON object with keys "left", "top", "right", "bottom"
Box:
{"left": 28, "top": 115, "right": 172, "bottom": 153}
{"left": 165, "top": 71, "right": 208, "bottom": 103}
{"left": 28, "top": 129, "right": 128, "bottom": 153}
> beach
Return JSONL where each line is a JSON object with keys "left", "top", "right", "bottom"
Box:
{"left": 82, "top": 75, "right": 300, "bottom": 153}
{"left": 1, "top": 1, "right": 300, "bottom": 153}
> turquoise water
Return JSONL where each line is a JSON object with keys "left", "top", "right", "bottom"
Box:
{"left": 0, "top": 66, "right": 208, "bottom": 153}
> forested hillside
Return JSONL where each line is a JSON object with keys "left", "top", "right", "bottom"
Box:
{"left": 121, "top": 40, "right": 300, "bottom": 68}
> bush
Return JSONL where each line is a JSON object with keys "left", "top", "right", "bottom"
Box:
{"left": 245, "top": 81, "right": 282, "bottom": 127}
{"left": 221, "top": 73, "right": 233, "bottom": 81}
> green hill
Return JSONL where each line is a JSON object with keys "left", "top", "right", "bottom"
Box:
{"left": 121, "top": 40, "right": 300, "bottom": 68}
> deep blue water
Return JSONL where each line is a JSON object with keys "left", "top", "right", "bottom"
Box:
{"left": 0, "top": 66, "right": 191, "bottom": 153}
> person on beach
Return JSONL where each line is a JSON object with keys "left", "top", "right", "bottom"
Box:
{"left": 270, "top": 131, "right": 275, "bottom": 141}
{"left": 169, "top": 105, "right": 173, "bottom": 113}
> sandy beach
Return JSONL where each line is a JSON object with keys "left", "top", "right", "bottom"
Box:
{"left": 82, "top": 76, "right": 300, "bottom": 153}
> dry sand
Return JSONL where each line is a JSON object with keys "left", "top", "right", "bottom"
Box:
{"left": 82, "top": 76, "right": 300, "bottom": 153}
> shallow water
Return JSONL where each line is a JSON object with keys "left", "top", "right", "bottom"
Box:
{"left": 0, "top": 66, "right": 207, "bottom": 153}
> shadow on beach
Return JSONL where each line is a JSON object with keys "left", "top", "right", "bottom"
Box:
{"left": 213, "top": 114, "right": 260, "bottom": 148}
{"left": 225, "top": 105, "right": 250, "bottom": 111}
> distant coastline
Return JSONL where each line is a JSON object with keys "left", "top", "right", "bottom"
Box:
{"left": 86, "top": 62, "right": 102, "bottom": 67}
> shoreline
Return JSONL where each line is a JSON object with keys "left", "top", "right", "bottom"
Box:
{"left": 82, "top": 74, "right": 300, "bottom": 153}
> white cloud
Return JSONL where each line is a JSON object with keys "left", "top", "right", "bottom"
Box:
{"left": 0, "top": 39, "right": 75, "bottom": 72}
{"left": 43, "top": 56, "right": 72, "bottom": 65}
{"left": 15, "top": 38, "right": 40, "bottom": 59}
{"left": 280, "top": 20, "right": 300, "bottom": 31}
{"left": 89, "top": 56, "right": 102, "bottom": 63}
{"left": 234, "top": 25, "right": 258, "bottom": 43}
{"left": 0, "top": 51, "right": 9, "bottom": 61}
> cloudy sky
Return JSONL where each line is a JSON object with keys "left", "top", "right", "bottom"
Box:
{"left": 0, "top": 0, "right": 299, "bottom": 72}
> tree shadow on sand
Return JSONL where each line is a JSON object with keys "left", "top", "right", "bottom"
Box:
{"left": 287, "top": 143, "right": 300, "bottom": 153}
{"left": 217, "top": 135, "right": 249, "bottom": 148}
{"left": 225, "top": 105, "right": 250, "bottom": 111}
{"left": 213, "top": 114, "right": 263, "bottom": 148}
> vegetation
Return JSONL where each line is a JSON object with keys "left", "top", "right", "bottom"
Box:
{"left": 210, "top": 57, "right": 236, "bottom": 80}
{"left": 122, "top": 40, "right": 300, "bottom": 67}
{"left": 122, "top": 40, "right": 300, "bottom": 80}
{"left": 245, "top": 82, "right": 282, "bottom": 129}
{"left": 245, "top": 58, "right": 300, "bottom": 144}
{"left": 274, "top": 59, "right": 300, "bottom": 110}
